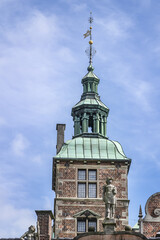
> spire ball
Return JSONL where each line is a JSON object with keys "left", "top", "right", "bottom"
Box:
{"left": 89, "top": 40, "right": 93, "bottom": 44}
{"left": 87, "top": 64, "right": 94, "bottom": 72}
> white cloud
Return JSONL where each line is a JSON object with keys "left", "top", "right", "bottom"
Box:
{"left": 104, "top": 59, "right": 153, "bottom": 111}
{"left": 0, "top": 202, "right": 35, "bottom": 237}
{"left": 57, "top": 47, "right": 75, "bottom": 63}
{"left": 11, "top": 133, "right": 29, "bottom": 156}
{"left": 71, "top": 3, "right": 87, "bottom": 12}
{"left": 133, "top": 80, "right": 152, "bottom": 110}
{"left": 96, "top": 12, "right": 133, "bottom": 40}
{"left": 32, "top": 155, "right": 43, "bottom": 165}
{"left": 3, "top": 10, "right": 60, "bottom": 47}
{"left": 0, "top": 9, "right": 77, "bottom": 129}
{"left": 0, "top": 172, "right": 36, "bottom": 237}
{"left": 94, "top": 10, "right": 153, "bottom": 111}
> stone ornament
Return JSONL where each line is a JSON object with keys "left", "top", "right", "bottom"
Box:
{"left": 103, "top": 178, "right": 117, "bottom": 219}
{"left": 144, "top": 192, "right": 160, "bottom": 222}
{"left": 154, "top": 208, "right": 160, "bottom": 216}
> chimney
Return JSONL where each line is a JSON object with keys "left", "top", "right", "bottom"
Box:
{"left": 35, "top": 210, "right": 54, "bottom": 240}
{"left": 56, "top": 124, "right": 66, "bottom": 154}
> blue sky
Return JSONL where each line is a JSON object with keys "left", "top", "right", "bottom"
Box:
{"left": 1, "top": 0, "right": 160, "bottom": 237}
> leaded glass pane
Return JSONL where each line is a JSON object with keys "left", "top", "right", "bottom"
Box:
{"left": 88, "top": 170, "right": 96, "bottom": 180}
{"left": 88, "top": 183, "right": 96, "bottom": 198}
{"left": 78, "top": 183, "right": 86, "bottom": 198}
{"left": 88, "top": 219, "right": 97, "bottom": 231}
{"left": 77, "top": 220, "right": 86, "bottom": 232}
{"left": 78, "top": 170, "right": 86, "bottom": 180}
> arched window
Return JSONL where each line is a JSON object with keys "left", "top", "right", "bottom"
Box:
{"left": 88, "top": 115, "right": 93, "bottom": 133}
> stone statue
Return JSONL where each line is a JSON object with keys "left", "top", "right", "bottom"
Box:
{"left": 103, "top": 178, "right": 117, "bottom": 219}
{"left": 20, "top": 223, "right": 40, "bottom": 240}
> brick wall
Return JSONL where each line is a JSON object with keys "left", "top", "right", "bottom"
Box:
{"left": 55, "top": 162, "right": 128, "bottom": 199}
{"left": 53, "top": 161, "right": 129, "bottom": 239}
{"left": 35, "top": 210, "right": 53, "bottom": 240}
{"left": 143, "top": 222, "right": 160, "bottom": 238}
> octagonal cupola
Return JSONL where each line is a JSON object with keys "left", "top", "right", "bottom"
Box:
{"left": 71, "top": 64, "right": 109, "bottom": 139}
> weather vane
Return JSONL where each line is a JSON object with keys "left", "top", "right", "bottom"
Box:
{"left": 83, "top": 12, "right": 96, "bottom": 66}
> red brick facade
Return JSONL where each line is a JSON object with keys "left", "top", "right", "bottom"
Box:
{"left": 53, "top": 160, "right": 130, "bottom": 239}
{"left": 143, "top": 222, "right": 160, "bottom": 238}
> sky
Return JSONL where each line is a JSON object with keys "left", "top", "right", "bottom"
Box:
{"left": 0, "top": 0, "right": 160, "bottom": 237}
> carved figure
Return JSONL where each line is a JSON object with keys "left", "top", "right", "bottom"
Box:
{"left": 20, "top": 225, "right": 37, "bottom": 240}
{"left": 103, "top": 178, "right": 117, "bottom": 219}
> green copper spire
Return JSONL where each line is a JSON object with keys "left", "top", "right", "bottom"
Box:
{"left": 82, "top": 12, "right": 99, "bottom": 97}
{"left": 71, "top": 13, "right": 109, "bottom": 139}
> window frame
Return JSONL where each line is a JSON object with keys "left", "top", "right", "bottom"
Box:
{"left": 77, "top": 169, "right": 97, "bottom": 198}
{"left": 88, "top": 182, "right": 97, "bottom": 198}
{"left": 88, "top": 218, "right": 97, "bottom": 231}
{"left": 77, "top": 219, "right": 86, "bottom": 232}
{"left": 78, "top": 182, "right": 86, "bottom": 198}
{"left": 78, "top": 169, "right": 86, "bottom": 180}
{"left": 88, "top": 169, "right": 97, "bottom": 180}
{"left": 77, "top": 218, "right": 97, "bottom": 233}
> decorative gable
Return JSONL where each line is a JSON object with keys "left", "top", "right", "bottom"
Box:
{"left": 73, "top": 209, "right": 101, "bottom": 218}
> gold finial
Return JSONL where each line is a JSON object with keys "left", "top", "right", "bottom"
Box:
{"left": 89, "top": 40, "right": 93, "bottom": 44}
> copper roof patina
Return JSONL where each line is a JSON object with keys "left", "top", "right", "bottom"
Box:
{"left": 72, "top": 98, "right": 109, "bottom": 109}
{"left": 54, "top": 137, "right": 129, "bottom": 160}
{"left": 82, "top": 69, "right": 99, "bottom": 80}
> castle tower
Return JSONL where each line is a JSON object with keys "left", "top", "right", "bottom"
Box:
{"left": 52, "top": 14, "right": 131, "bottom": 239}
